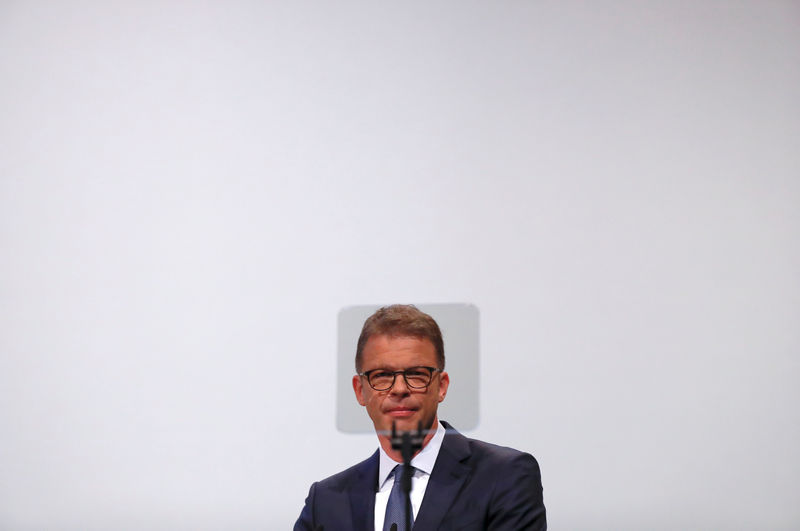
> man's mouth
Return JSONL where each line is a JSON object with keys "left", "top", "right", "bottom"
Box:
{"left": 385, "top": 407, "right": 417, "bottom": 418}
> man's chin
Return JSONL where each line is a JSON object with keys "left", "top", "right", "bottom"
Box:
{"left": 382, "top": 414, "right": 427, "bottom": 433}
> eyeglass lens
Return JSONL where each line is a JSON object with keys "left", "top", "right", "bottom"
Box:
{"left": 368, "top": 367, "right": 433, "bottom": 390}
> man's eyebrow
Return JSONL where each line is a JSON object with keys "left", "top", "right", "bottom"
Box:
{"left": 365, "top": 365, "right": 427, "bottom": 372}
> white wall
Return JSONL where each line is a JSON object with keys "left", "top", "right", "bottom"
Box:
{"left": 1, "top": 2, "right": 798, "bottom": 529}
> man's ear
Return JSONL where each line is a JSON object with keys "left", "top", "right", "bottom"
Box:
{"left": 353, "top": 374, "right": 367, "bottom": 406}
{"left": 437, "top": 371, "right": 450, "bottom": 403}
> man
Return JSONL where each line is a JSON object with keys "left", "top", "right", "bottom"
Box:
{"left": 295, "top": 305, "right": 546, "bottom": 530}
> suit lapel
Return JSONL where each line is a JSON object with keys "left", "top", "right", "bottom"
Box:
{"left": 413, "top": 423, "right": 471, "bottom": 530}
{"left": 347, "top": 450, "right": 378, "bottom": 531}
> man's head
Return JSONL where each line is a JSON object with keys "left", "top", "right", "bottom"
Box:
{"left": 352, "top": 305, "right": 449, "bottom": 436}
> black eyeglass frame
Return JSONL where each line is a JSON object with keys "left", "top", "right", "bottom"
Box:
{"left": 358, "top": 366, "right": 442, "bottom": 391}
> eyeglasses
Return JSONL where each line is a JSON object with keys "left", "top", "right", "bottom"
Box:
{"left": 358, "top": 366, "right": 441, "bottom": 391}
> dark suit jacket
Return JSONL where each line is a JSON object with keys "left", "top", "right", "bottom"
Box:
{"left": 294, "top": 422, "right": 546, "bottom": 530}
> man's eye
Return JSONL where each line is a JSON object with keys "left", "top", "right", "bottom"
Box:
{"left": 372, "top": 371, "right": 393, "bottom": 379}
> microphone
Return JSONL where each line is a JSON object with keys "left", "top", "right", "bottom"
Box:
{"left": 390, "top": 524, "right": 397, "bottom": 531}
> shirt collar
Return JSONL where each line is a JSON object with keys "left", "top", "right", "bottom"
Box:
{"left": 377, "top": 420, "right": 445, "bottom": 488}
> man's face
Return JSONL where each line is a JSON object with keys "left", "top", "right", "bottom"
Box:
{"left": 352, "top": 334, "right": 449, "bottom": 435}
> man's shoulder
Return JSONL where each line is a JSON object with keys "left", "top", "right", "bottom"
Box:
{"left": 295, "top": 452, "right": 378, "bottom": 530}
{"left": 437, "top": 422, "right": 546, "bottom": 529}
{"left": 312, "top": 450, "right": 378, "bottom": 491}
{"left": 466, "top": 435, "right": 533, "bottom": 459}
{"left": 441, "top": 421, "right": 541, "bottom": 469}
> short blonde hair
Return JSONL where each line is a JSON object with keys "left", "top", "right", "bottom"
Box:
{"left": 355, "top": 305, "right": 444, "bottom": 372}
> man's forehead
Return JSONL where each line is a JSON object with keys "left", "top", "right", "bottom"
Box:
{"left": 363, "top": 333, "right": 436, "bottom": 351}
{"left": 361, "top": 335, "right": 436, "bottom": 362}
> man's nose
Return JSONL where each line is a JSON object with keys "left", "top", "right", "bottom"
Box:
{"left": 390, "top": 373, "right": 411, "bottom": 394}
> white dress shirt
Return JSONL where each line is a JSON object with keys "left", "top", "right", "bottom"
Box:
{"left": 373, "top": 420, "right": 446, "bottom": 531}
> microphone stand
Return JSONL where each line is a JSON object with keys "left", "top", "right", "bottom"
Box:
{"left": 389, "top": 421, "right": 425, "bottom": 531}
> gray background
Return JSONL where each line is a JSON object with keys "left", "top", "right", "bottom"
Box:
{"left": 1, "top": 1, "right": 799, "bottom": 529}
{"left": 337, "top": 303, "right": 479, "bottom": 433}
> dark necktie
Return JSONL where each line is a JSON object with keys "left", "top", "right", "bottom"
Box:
{"left": 383, "top": 464, "right": 414, "bottom": 531}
